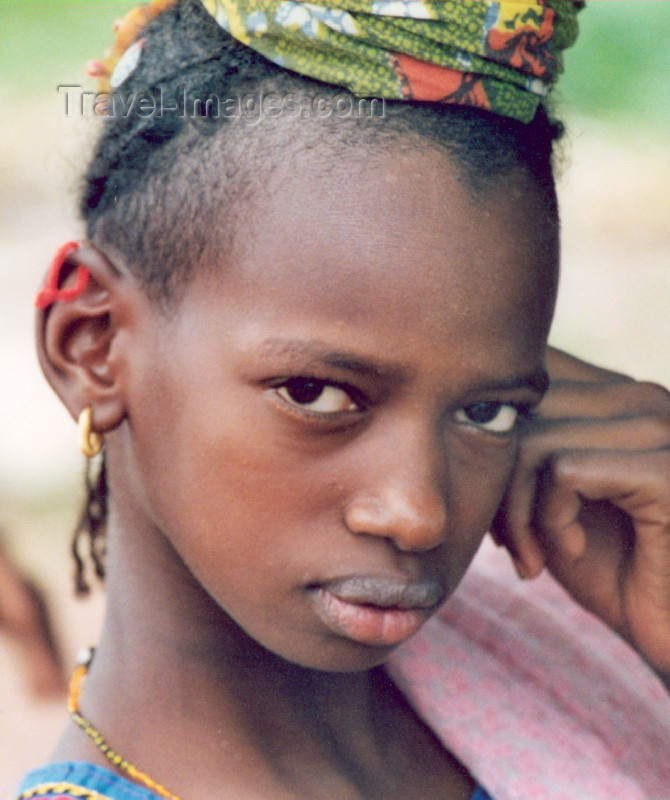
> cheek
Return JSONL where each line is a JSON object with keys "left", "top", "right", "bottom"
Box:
{"left": 130, "top": 376, "right": 337, "bottom": 579}
{"left": 442, "top": 439, "right": 516, "bottom": 574}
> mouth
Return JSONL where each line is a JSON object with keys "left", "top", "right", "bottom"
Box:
{"left": 309, "top": 575, "right": 443, "bottom": 648}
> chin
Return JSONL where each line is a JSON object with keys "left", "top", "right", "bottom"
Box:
{"left": 270, "top": 635, "right": 402, "bottom": 674}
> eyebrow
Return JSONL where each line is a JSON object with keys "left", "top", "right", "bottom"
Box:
{"left": 257, "top": 337, "right": 404, "bottom": 379}
{"left": 470, "top": 370, "right": 550, "bottom": 397}
{"left": 257, "top": 337, "right": 549, "bottom": 396}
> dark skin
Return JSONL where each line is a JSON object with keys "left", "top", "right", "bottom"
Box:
{"left": 37, "top": 143, "right": 670, "bottom": 797}
{"left": 497, "top": 349, "right": 670, "bottom": 684}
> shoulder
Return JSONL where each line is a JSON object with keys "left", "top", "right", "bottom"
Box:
{"left": 16, "top": 762, "right": 162, "bottom": 800}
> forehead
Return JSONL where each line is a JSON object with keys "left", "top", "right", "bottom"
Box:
{"left": 215, "top": 144, "right": 558, "bottom": 347}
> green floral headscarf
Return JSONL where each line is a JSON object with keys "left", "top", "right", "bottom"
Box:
{"left": 199, "top": 0, "right": 581, "bottom": 122}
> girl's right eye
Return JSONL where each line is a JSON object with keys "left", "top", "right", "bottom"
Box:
{"left": 276, "top": 378, "right": 359, "bottom": 415}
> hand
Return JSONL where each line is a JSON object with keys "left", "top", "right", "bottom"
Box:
{"left": 493, "top": 347, "right": 670, "bottom": 677}
{"left": 0, "top": 538, "right": 66, "bottom": 697}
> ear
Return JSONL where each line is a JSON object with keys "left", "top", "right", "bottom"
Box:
{"left": 36, "top": 241, "right": 137, "bottom": 434}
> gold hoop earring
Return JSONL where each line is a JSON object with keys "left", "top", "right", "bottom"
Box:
{"left": 78, "top": 406, "right": 103, "bottom": 458}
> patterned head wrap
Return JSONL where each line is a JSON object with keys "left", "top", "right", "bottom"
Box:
{"left": 92, "top": 0, "right": 581, "bottom": 124}
{"left": 198, "top": 0, "right": 581, "bottom": 122}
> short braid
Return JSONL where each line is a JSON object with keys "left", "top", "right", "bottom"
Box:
{"left": 72, "top": 455, "right": 107, "bottom": 595}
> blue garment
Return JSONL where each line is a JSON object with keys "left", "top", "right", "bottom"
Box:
{"left": 16, "top": 761, "right": 494, "bottom": 799}
{"left": 16, "top": 762, "right": 160, "bottom": 800}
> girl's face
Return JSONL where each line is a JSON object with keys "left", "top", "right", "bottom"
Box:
{"left": 118, "top": 146, "right": 557, "bottom": 672}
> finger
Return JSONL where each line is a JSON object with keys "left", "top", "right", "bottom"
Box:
{"left": 539, "top": 447, "right": 670, "bottom": 567}
{"left": 523, "top": 412, "right": 670, "bottom": 457}
{"left": 537, "top": 447, "right": 670, "bottom": 668}
{"left": 546, "top": 347, "right": 630, "bottom": 384}
{"left": 493, "top": 476, "right": 546, "bottom": 579}
{"left": 498, "top": 415, "right": 668, "bottom": 574}
{"left": 533, "top": 463, "right": 587, "bottom": 560}
{"left": 538, "top": 380, "right": 670, "bottom": 422}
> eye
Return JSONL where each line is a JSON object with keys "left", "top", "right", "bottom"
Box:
{"left": 276, "top": 378, "right": 359, "bottom": 414}
{"left": 455, "top": 402, "right": 519, "bottom": 434}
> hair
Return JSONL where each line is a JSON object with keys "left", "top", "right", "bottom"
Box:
{"left": 72, "top": 0, "right": 565, "bottom": 594}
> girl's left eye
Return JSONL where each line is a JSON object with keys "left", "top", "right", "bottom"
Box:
{"left": 276, "top": 378, "right": 359, "bottom": 414}
{"left": 455, "top": 402, "right": 519, "bottom": 434}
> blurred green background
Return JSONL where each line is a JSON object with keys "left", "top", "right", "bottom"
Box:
{"left": 561, "top": 0, "right": 670, "bottom": 127}
{"left": 1, "top": 0, "right": 670, "bottom": 126}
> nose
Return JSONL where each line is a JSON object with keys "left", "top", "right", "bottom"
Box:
{"left": 343, "top": 420, "right": 449, "bottom": 553}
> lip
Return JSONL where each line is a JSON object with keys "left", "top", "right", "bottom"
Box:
{"left": 310, "top": 575, "right": 443, "bottom": 648}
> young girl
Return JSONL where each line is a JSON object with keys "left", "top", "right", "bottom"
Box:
{"left": 17, "top": 1, "right": 670, "bottom": 798}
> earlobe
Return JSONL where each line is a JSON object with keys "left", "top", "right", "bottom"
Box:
{"left": 35, "top": 241, "right": 132, "bottom": 434}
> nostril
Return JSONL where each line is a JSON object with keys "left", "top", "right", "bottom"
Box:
{"left": 392, "top": 514, "right": 448, "bottom": 553}
{"left": 344, "top": 491, "right": 447, "bottom": 553}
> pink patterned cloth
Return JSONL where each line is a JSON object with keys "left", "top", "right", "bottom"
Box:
{"left": 387, "top": 540, "right": 670, "bottom": 800}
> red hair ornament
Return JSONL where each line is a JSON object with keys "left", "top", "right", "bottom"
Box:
{"left": 35, "top": 242, "right": 90, "bottom": 310}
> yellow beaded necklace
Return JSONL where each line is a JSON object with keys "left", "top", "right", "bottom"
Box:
{"left": 68, "top": 649, "right": 182, "bottom": 800}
